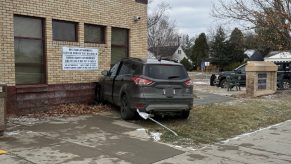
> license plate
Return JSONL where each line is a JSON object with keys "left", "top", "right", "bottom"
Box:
{"left": 163, "top": 88, "right": 175, "bottom": 98}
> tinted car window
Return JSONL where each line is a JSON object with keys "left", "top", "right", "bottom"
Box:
{"left": 131, "top": 63, "right": 143, "bottom": 75}
{"left": 119, "top": 62, "right": 131, "bottom": 75}
{"left": 110, "top": 62, "right": 120, "bottom": 76}
{"left": 277, "top": 63, "right": 284, "bottom": 71}
{"left": 284, "top": 63, "right": 290, "bottom": 71}
{"left": 144, "top": 64, "right": 188, "bottom": 80}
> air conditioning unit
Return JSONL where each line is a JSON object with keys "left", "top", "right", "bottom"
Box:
{"left": 0, "top": 85, "right": 6, "bottom": 136}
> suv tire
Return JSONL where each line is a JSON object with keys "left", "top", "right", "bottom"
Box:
{"left": 180, "top": 110, "right": 190, "bottom": 119}
{"left": 210, "top": 74, "right": 216, "bottom": 86}
{"left": 120, "top": 94, "right": 135, "bottom": 120}
{"left": 281, "top": 79, "right": 290, "bottom": 89}
{"left": 220, "top": 79, "right": 227, "bottom": 88}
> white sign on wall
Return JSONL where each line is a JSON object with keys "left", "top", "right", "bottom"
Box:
{"left": 62, "top": 47, "right": 98, "bottom": 70}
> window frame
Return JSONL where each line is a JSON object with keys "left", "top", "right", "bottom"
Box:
{"left": 111, "top": 27, "right": 129, "bottom": 66}
{"left": 52, "top": 19, "right": 78, "bottom": 42}
{"left": 84, "top": 23, "right": 106, "bottom": 44}
{"left": 14, "top": 15, "right": 47, "bottom": 85}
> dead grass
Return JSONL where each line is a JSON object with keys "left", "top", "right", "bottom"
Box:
{"left": 135, "top": 91, "right": 291, "bottom": 147}
{"left": 27, "top": 104, "right": 111, "bottom": 118}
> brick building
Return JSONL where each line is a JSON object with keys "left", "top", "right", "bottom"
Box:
{"left": 0, "top": 0, "right": 148, "bottom": 114}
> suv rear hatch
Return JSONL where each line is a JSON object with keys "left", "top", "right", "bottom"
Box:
{"left": 140, "top": 64, "right": 192, "bottom": 101}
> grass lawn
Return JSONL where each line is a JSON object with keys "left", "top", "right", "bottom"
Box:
{"left": 133, "top": 90, "right": 291, "bottom": 147}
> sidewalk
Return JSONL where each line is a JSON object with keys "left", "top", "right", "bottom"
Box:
{"left": 0, "top": 113, "right": 183, "bottom": 164}
{"left": 156, "top": 120, "right": 291, "bottom": 164}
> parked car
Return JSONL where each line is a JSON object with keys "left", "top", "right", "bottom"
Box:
{"left": 96, "top": 58, "right": 193, "bottom": 120}
{"left": 277, "top": 62, "right": 291, "bottom": 89}
{"left": 211, "top": 64, "right": 246, "bottom": 88}
{"left": 211, "top": 62, "right": 291, "bottom": 89}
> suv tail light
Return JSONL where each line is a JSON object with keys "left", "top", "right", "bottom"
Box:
{"left": 184, "top": 79, "right": 193, "bottom": 87}
{"left": 131, "top": 76, "right": 154, "bottom": 86}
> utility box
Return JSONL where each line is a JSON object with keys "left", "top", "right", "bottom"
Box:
{"left": 246, "top": 62, "right": 278, "bottom": 97}
{"left": 0, "top": 85, "right": 7, "bottom": 136}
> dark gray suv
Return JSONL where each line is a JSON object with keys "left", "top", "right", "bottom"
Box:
{"left": 96, "top": 58, "right": 193, "bottom": 120}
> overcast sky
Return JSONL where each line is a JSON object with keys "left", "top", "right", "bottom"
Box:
{"left": 148, "top": 0, "right": 237, "bottom": 37}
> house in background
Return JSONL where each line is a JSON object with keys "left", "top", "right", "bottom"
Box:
{"left": 244, "top": 49, "right": 264, "bottom": 61}
{"left": 148, "top": 45, "right": 189, "bottom": 62}
{"left": 264, "top": 51, "right": 291, "bottom": 62}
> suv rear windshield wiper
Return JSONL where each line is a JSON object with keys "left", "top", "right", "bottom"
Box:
{"left": 168, "top": 76, "right": 180, "bottom": 79}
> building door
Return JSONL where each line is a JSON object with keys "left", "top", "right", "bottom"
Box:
{"left": 14, "top": 16, "right": 45, "bottom": 85}
{"left": 111, "top": 27, "right": 129, "bottom": 66}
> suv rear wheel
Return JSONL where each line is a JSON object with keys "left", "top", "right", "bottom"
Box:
{"left": 180, "top": 110, "right": 190, "bottom": 119}
{"left": 120, "top": 94, "right": 135, "bottom": 120}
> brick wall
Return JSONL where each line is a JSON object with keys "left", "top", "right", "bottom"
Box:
{"left": 0, "top": 0, "right": 148, "bottom": 86}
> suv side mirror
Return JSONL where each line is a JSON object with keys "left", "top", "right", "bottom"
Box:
{"left": 101, "top": 70, "right": 109, "bottom": 76}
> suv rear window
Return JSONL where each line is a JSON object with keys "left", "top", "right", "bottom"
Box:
{"left": 144, "top": 64, "right": 188, "bottom": 80}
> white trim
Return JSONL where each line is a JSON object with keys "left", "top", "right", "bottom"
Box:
{"left": 264, "top": 51, "right": 291, "bottom": 62}
{"left": 265, "top": 58, "right": 291, "bottom": 62}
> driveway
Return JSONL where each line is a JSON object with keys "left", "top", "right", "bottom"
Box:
{"left": 0, "top": 113, "right": 183, "bottom": 164}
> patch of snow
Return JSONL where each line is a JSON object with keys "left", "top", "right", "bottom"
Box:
{"left": 5, "top": 131, "right": 20, "bottom": 136}
{"left": 193, "top": 81, "right": 209, "bottom": 85}
{"left": 262, "top": 94, "right": 276, "bottom": 99}
{"left": 150, "top": 132, "right": 162, "bottom": 142}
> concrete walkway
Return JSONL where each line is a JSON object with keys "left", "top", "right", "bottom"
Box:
{"left": 1, "top": 112, "right": 291, "bottom": 163}
{"left": 0, "top": 113, "right": 183, "bottom": 164}
{"left": 156, "top": 120, "right": 291, "bottom": 164}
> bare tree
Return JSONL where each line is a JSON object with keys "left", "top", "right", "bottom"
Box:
{"left": 148, "top": 2, "right": 170, "bottom": 28}
{"left": 213, "top": 0, "right": 291, "bottom": 50}
{"left": 148, "top": 2, "right": 180, "bottom": 51}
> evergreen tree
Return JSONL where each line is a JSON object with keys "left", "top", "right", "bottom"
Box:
{"left": 180, "top": 58, "right": 192, "bottom": 71}
{"left": 244, "top": 33, "right": 259, "bottom": 50}
{"left": 191, "top": 33, "right": 209, "bottom": 69}
{"left": 209, "top": 27, "right": 231, "bottom": 68}
{"left": 229, "top": 28, "right": 245, "bottom": 63}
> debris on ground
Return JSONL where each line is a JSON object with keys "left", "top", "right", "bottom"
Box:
{"left": 150, "top": 132, "right": 162, "bottom": 142}
{"left": 0, "top": 149, "right": 7, "bottom": 155}
{"left": 25, "top": 104, "right": 111, "bottom": 118}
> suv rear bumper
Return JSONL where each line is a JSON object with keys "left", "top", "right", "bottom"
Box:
{"left": 130, "top": 97, "right": 193, "bottom": 113}
{"left": 145, "top": 104, "right": 190, "bottom": 112}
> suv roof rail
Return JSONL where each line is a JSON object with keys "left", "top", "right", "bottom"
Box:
{"left": 122, "top": 57, "right": 143, "bottom": 62}
{"left": 158, "top": 57, "right": 179, "bottom": 63}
